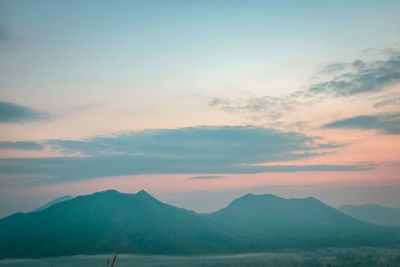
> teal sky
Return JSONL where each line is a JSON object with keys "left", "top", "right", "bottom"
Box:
{"left": 1, "top": 0, "right": 399, "bottom": 107}
{"left": 0, "top": 0, "right": 400, "bottom": 217}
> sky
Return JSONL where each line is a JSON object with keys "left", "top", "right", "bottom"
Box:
{"left": 0, "top": 0, "right": 400, "bottom": 217}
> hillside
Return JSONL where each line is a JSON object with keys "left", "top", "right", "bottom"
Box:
{"left": 0, "top": 190, "right": 398, "bottom": 259}
{"left": 0, "top": 190, "right": 235, "bottom": 259}
{"left": 32, "top": 195, "right": 74, "bottom": 212}
{"left": 337, "top": 204, "right": 400, "bottom": 227}
{"left": 207, "top": 193, "right": 395, "bottom": 248}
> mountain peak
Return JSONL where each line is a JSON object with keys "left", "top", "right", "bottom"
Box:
{"left": 136, "top": 189, "right": 158, "bottom": 201}
{"left": 97, "top": 189, "right": 120, "bottom": 195}
{"left": 226, "top": 193, "right": 283, "bottom": 209}
{"left": 88, "top": 189, "right": 157, "bottom": 202}
{"left": 137, "top": 189, "right": 150, "bottom": 195}
{"left": 302, "top": 196, "right": 319, "bottom": 202}
{"left": 240, "top": 193, "right": 282, "bottom": 200}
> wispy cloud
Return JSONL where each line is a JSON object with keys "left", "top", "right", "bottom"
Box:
{"left": 373, "top": 93, "right": 400, "bottom": 108}
{"left": 323, "top": 112, "right": 400, "bottom": 135}
{"left": 208, "top": 92, "right": 307, "bottom": 122}
{"left": 209, "top": 49, "right": 400, "bottom": 122}
{"left": 190, "top": 175, "right": 225, "bottom": 180}
{"left": 0, "top": 126, "right": 365, "bottom": 184}
{"left": 310, "top": 54, "right": 400, "bottom": 96}
{"left": 0, "top": 101, "right": 50, "bottom": 123}
{"left": 0, "top": 141, "right": 44, "bottom": 151}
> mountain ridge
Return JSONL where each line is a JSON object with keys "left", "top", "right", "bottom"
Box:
{"left": 32, "top": 195, "right": 74, "bottom": 212}
{"left": 337, "top": 203, "right": 400, "bottom": 227}
{"left": 0, "top": 190, "right": 398, "bottom": 259}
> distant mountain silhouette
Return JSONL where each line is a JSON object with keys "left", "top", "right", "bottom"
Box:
{"left": 0, "top": 190, "right": 398, "bottom": 259}
{"left": 337, "top": 204, "right": 400, "bottom": 227}
{"left": 208, "top": 193, "right": 363, "bottom": 232}
{"left": 0, "top": 190, "right": 234, "bottom": 258}
{"left": 206, "top": 193, "right": 396, "bottom": 248}
{"left": 32, "top": 195, "right": 74, "bottom": 212}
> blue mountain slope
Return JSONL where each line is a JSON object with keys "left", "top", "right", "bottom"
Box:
{"left": 0, "top": 191, "right": 398, "bottom": 259}
{"left": 32, "top": 195, "right": 74, "bottom": 212}
{"left": 207, "top": 193, "right": 397, "bottom": 246}
{"left": 337, "top": 204, "right": 400, "bottom": 227}
{"left": 0, "top": 190, "right": 235, "bottom": 258}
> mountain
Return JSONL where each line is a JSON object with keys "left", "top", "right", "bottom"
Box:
{"left": 207, "top": 193, "right": 396, "bottom": 248}
{"left": 0, "top": 191, "right": 398, "bottom": 259}
{"left": 0, "top": 190, "right": 235, "bottom": 259}
{"left": 337, "top": 204, "right": 400, "bottom": 227}
{"left": 32, "top": 195, "right": 74, "bottom": 212}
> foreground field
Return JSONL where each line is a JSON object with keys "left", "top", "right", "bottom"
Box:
{"left": 1, "top": 247, "right": 400, "bottom": 267}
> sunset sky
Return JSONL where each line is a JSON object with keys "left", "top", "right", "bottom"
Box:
{"left": 0, "top": 0, "right": 399, "bottom": 217}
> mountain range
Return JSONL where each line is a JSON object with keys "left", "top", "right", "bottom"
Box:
{"left": 31, "top": 195, "right": 73, "bottom": 212}
{"left": 0, "top": 190, "right": 398, "bottom": 259}
{"left": 337, "top": 204, "right": 400, "bottom": 227}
